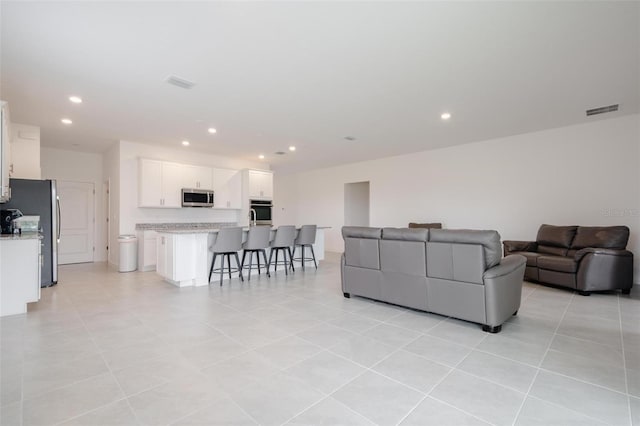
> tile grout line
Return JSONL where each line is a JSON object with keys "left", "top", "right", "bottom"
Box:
{"left": 510, "top": 288, "right": 575, "bottom": 426}
{"left": 618, "top": 292, "right": 633, "bottom": 425}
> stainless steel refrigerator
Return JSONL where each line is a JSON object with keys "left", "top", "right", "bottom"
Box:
{"left": 3, "top": 179, "right": 59, "bottom": 287}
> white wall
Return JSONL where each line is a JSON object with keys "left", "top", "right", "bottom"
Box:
{"left": 10, "top": 123, "right": 40, "bottom": 179}
{"left": 274, "top": 114, "right": 640, "bottom": 281}
{"left": 118, "top": 140, "right": 265, "bottom": 237}
{"left": 41, "top": 147, "right": 106, "bottom": 262}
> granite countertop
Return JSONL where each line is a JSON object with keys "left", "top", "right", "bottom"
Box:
{"left": 136, "top": 222, "right": 237, "bottom": 231}
{"left": 156, "top": 226, "right": 331, "bottom": 234}
{"left": 0, "top": 232, "right": 44, "bottom": 241}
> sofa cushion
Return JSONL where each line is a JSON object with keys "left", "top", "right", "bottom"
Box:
{"left": 537, "top": 245, "right": 569, "bottom": 257}
{"left": 383, "top": 227, "right": 429, "bottom": 241}
{"left": 536, "top": 225, "right": 577, "bottom": 248}
{"left": 537, "top": 255, "right": 578, "bottom": 273}
{"left": 408, "top": 222, "right": 442, "bottom": 229}
{"left": 571, "top": 226, "right": 629, "bottom": 250}
{"left": 514, "top": 251, "right": 543, "bottom": 267}
{"left": 430, "top": 229, "right": 502, "bottom": 269}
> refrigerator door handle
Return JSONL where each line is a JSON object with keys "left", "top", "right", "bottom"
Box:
{"left": 56, "top": 196, "right": 61, "bottom": 242}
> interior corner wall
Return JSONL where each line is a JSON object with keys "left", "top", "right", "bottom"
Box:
{"left": 274, "top": 114, "right": 640, "bottom": 282}
{"left": 103, "top": 143, "right": 120, "bottom": 266}
{"left": 40, "top": 147, "right": 107, "bottom": 262}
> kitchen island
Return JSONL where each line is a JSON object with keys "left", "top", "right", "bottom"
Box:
{"left": 154, "top": 226, "right": 328, "bottom": 287}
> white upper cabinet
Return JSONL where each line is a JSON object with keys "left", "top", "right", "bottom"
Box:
{"left": 139, "top": 158, "right": 242, "bottom": 209}
{"left": 247, "top": 170, "right": 273, "bottom": 199}
{"left": 138, "top": 159, "right": 163, "bottom": 207}
{"left": 212, "top": 168, "right": 241, "bottom": 209}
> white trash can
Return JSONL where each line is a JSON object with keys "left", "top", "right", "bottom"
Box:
{"left": 118, "top": 235, "right": 138, "bottom": 272}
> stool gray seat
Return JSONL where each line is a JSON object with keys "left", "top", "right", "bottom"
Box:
{"left": 209, "top": 227, "right": 244, "bottom": 285}
{"left": 241, "top": 226, "right": 271, "bottom": 280}
{"left": 293, "top": 225, "right": 318, "bottom": 270}
{"left": 268, "top": 225, "right": 296, "bottom": 275}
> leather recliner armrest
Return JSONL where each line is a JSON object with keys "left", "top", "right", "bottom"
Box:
{"left": 574, "top": 247, "right": 633, "bottom": 262}
{"left": 503, "top": 240, "right": 537, "bottom": 255}
{"left": 484, "top": 255, "right": 527, "bottom": 279}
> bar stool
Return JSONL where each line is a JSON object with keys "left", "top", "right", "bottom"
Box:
{"left": 208, "top": 227, "right": 244, "bottom": 286}
{"left": 293, "top": 225, "right": 317, "bottom": 270}
{"left": 267, "top": 225, "right": 296, "bottom": 275}
{"left": 241, "top": 225, "right": 271, "bottom": 280}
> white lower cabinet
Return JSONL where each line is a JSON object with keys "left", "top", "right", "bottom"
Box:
{"left": 0, "top": 238, "right": 41, "bottom": 317}
{"left": 156, "top": 232, "right": 209, "bottom": 287}
{"left": 137, "top": 230, "right": 157, "bottom": 271}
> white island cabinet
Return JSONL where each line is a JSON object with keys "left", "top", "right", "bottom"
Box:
{"left": 0, "top": 235, "right": 42, "bottom": 316}
{"left": 155, "top": 227, "right": 327, "bottom": 287}
{"left": 156, "top": 232, "right": 209, "bottom": 287}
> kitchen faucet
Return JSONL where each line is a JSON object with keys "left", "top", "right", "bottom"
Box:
{"left": 249, "top": 209, "right": 257, "bottom": 227}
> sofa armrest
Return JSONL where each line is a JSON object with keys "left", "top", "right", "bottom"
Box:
{"left": 484, "top": 255, "right": 527, "bottom": 279}
{"left": 575, "top": 247, "right": 633, "bottom": 262}
{"left": 483, "top": 255, "right": 526, "bottom": 327}
{"left": 503, "top": 240, "right": 537, "bottom": 256}
{"left": 575, "top": 249, "right": 633, "bottom": 292}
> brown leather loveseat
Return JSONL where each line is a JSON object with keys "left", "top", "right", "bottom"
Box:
{"left": 503, "top": 225, "right": 633, "bottom": 295}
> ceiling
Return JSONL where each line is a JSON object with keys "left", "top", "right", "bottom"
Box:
{"left": 1, "top": 1, "right": 638, "bottom": 173}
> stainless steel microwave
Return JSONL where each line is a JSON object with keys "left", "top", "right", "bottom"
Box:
{"left": 182, "top": 189, "right": 214, "bottom": 207}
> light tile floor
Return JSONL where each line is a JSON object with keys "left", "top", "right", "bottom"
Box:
{"left": 1, "top": 253, "right": 639, "bottom": 426}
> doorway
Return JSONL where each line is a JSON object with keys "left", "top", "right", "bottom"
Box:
{"left": 57, "top": 180, "right": 95, "bottom": 264}
{"left": 344, "top": 181, "right": 370, "bottom": 226}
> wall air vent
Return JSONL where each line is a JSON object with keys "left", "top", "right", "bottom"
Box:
{"left": 165, "top": 75, "right": 196, "bottom": 89}
{"left": 586, "top": 104, "right": 618, "bottom": 116}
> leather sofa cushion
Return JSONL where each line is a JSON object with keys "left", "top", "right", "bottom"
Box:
{"left": 538, "top": 245, "right": 569, "bottom": 257}
{"left": 536, "top": 225, "right": 577, "bottom": 248}
{"left": 427, "top": 242, "right": 484, "bottom": 284}
{"left": 571, "top": 226, "right": 629, "bottom": 250}
{"left": 383, "top": 227, "right": 429, "bottom": 242}
{"left": 380, "top": 239, "right": 427, "bottom": 276}
{"left": 537, "top": 255, "right": 578, "bottom": 273}
{"left": 408, "top": 222, "right": 442, "bottom": 229}
{"left": 344, "top": 237, "right": 380, "bottom": 270}
{"left": 342, "top": 226, "right": 382, "bottom": 239}
{"left": 515, "top": 251, "right": 543, "bottom": 267}
{"left": 430, "top": 229, "right": 502, "bottom": 269}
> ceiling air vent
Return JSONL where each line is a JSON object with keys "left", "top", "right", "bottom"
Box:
{"left": 274, "top": 151, "right": 286, "bottom": 155}
{"left": 165, "top": 75, "right": 196, "bottom": 89}
{"left": 586, "top": 104, "right": 618, "bottom": 116}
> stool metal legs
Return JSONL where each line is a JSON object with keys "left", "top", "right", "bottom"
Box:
{"left": 292, "top": 244, "right": 317, "bottom": 270}
{"left": 209, "top": 252, "right": 244, "bottom": 286}
{"left": 241, "top": 249, "right": 271, "bottom": 280}
{"left": 267, "top": 247, "right": 294, "bottom": 275}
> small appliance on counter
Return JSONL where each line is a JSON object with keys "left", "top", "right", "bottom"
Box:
{"left": 13, "top": 215, "right": 40, "bottom": 233}
{"left": 1, "top": 209, "right": 23, "bottom": 234}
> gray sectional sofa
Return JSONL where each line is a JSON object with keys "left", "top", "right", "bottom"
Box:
{"left": 341, "top": 227, "right": 526, "bottom": 332}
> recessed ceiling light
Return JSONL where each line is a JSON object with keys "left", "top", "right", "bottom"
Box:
{"left": 441, "top": 112, "right": 452, "bottom": 120}
{"left": 258, "top": 154, "right": 265, "bottom": 160}
{"left": 61, "top": 118, "right": 72, "bottom": 125}
{"left": 208, "top": 128, "right": 217, "bottom": 134}
{"left": 289, "top": 146, "right": 296, "bottom": 152}
{"left": 181, "top": 140, "right": 190, "bottom": 146}
{"left": 69, "top": 96, "right": 82, "bottom": 104}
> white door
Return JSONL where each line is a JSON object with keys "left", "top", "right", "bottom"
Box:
{"left": 58, "top": 181, "right": 95, "bottom": 264}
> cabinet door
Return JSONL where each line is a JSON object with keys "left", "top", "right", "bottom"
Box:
{"left": 213, "top": 168, "right": 240, "bottom": 208}
{"left": 194, "top": 166, "right": 213, "bottom": 190}
{"left": 161, "top": 162, "right": 186, "bottom": 208}
{"left": 249, "top": 170, "right": 273, "bottom": 199}
{"left": 156, "top": 234, "right": 167, "bottom": 277}
{"left": 139, "top": 159, "right": 163, "bottom": 207}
